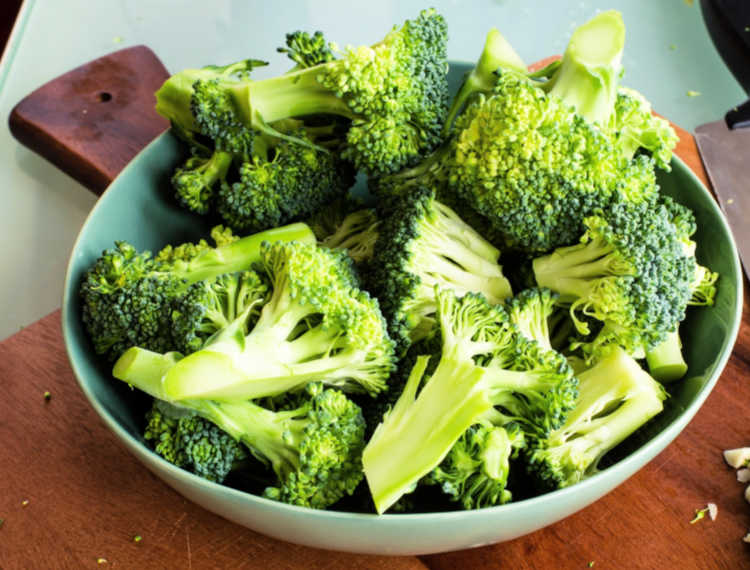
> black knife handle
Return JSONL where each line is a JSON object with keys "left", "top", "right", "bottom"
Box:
{"left": 700, "top": 0, "right": 750, "bottom": 94}
{"left": 726, "top": 98, "right": 750, "bottom": 129}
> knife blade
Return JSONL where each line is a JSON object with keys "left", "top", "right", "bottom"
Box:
{"left": 695, "top": 102, "right": 750, "bottom": 281}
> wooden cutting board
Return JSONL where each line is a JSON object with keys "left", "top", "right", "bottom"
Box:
{"left": 2, "top": 47, "right": 749, "bottom": 568}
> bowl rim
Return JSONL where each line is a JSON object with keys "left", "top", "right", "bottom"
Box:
{"left": 62, "top": 117, "right": 744, "bottom": 524}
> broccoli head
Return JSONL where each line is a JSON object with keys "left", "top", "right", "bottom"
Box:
{"left": 79, "top": 223, "right": 315, "bottom": 361}
{"left": 144, "top": 399, "right": 247, "bottom": 483}
{"left": 368, "top": 186, "right": 513, "bottom": 355}
{"left": 114, "top": 241, "right": 396, "bottom": 401}
{"left": 526, "top": 346, "right": 666, "bottom": 490}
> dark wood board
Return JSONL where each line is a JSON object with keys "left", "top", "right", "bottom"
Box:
{"left": 2, "top": 49, "right": 748, "bottom": 568}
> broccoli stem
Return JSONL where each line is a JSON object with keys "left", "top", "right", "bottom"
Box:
{"left": 443, "top": 28, "right": 527, "bottom": 135}
{"left": 645, "top": 329, "right": 688, "bottom": 383}
{"left": 230, "top": 66, "right": 357, "bottom": 128}
{"left": 541, "top": 10, "right": 624, "bottom": 125}
{"left": 532, "top": 238, "right": 622, "bottom": 303}
{"left": 415, "top": 203, "right": 512, "bottom": 303}
{"left": 362, "top": 352, "right": 492, "bottom": 514}
{"left": 194, "top": 400, "right": 303, "bottom": 476}
{"left": 174, "top": 222, "right": 315, "bottom": 284}
{"left": 544, "top": 348, "right": 665, "bottom": 483}
{"left": 112, "top": 349, "right": 182, "bottom": 400}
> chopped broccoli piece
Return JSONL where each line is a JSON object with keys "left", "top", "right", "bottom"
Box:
{"left": 144, "top": 399, "right": 247, "bottom": 482}
{"left": 526, "top": 346, "right": 666, "bottom": 490}
{"left": 156, "top": 9, "right": 449, "bottom": 177}
{"left": 80, "top": 223, "right": 315, "bottom": 361}
{"left": 425, "top": 422, "right": 525, "bottom": 509}
{"left": 531, "top": 196, "right": 694, "bottom": 361}
{"left": 137, "top": 382, "right": 365, "bottom": 509}
{"left": 368, "top": 187, "right": 513, "bottom": 355}
{"left": 114, "top": 241, "right": 396, "bottom": 400}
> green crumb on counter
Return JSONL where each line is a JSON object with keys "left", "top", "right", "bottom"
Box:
{"left": 44, "top": 391, "right": 51, "bottom": 402}
{"left": 113, "top": 36, "right": 123, "bottom": 43}
{"left": 133, "top": 534, "right": 142, "bottom": 543}
{"left": 687, "top": 90, "right": 701, "bottom": 97}
{"left": 690, "top": 507, "right": 707, "bottom": 524}
{"left": 588, "top": 562, "right": 595, "bottom": 568}
{"left": 669, "top": 44, "right": 677, "bottom": 51}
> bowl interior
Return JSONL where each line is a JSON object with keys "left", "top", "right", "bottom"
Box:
{"left": 62, "top": 62, "right": 742, "bottom": 535}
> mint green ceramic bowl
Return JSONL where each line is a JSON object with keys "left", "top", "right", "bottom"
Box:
{"left": 62, "top": 64, "right": 743, "bottom": 555}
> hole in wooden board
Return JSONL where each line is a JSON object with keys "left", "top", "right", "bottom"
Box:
{"left": 97, "top": 92, "right": 112, "bottom": 102}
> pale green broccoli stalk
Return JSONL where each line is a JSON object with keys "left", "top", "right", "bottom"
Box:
{"left": 362, "top": 353, "right": 492, "bottom": 514}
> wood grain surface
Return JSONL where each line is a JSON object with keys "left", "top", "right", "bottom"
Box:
{"left": 8, "top": 45, "right": 170, "bottom": 194}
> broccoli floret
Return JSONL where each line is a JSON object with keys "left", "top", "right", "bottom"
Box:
{"left": 171, "top": 149, "right": 233, "bottom": 215}
{"left": 215, "top": 129, "right": 356, "bottom": 232}
{"left": 134, "top": 381, "right": 365, "bottom": 509}
{"left": 80, "top": 224, "right": 313, "bottom": 359}
{"left": 362, "top": 289, "right": 576, "bottom": 513}
{"left": 611, "top": 87, "right": 680, "bottom": 171}
{"left": 438, "top": 290, "right": 578, "bottom": 438}
{"left": 368, "top": 186, "right": 513, "bottom": 355}
{"left": 531, "top": 196, "right": 695, "bottom": 362}
{"left": 114, "top": 241, "right": 396, "bottom": 400}
{"left": 383, "top": 11, "right": 676, "bottom": 254}
{"left": 641, "top": 197, "right": 718, "bottom": 382}
{"left": 79, "top": 223, "right": 315, "bottom": 361}
{"left": 505, "top": 288, "right": 559, "bottom": 350}
{"left": 425, "top": 422, "right": 525, "bottom": 509}
{"left": 144, "top": 399, "right": 247, "bottom": 483}
{"left": 526, "top": 347, "right": 666, "bottom": 490}
{"left": 170, "top": 270, "right": 270, "bottom": 355}
{"left": 278, "top": 30, "right": 335, "bottom": 69}
{"left": 156, "top": 9, "right": 448, "bottom": 177}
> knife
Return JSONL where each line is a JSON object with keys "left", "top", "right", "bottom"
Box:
{"left": 694, "top": 103, "right": 750, "bottom": 281}
{"left": 697, "top": 0, "right": 750, "bottom": 280}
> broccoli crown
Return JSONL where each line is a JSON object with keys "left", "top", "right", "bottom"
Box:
{"left": 80, "top": 240, "right": 188, "bottom": 360}
{"left": 215, "top": 131, "right": 356, "bottom": 233}
{"left": 368, "top": 186, "right": 512, "bottom": 355}
{"left": 532, "top": 196, "right": 695, "bottom": 360}
{"left": 426, "top": 422, "right": 525, "bottom": 509}
{"left": 248, "top": 383, "right": 366, "bottom": 509}
{"left": 436, "top": 290, "right": 578, "bottom": 437}
{"left": 171, "top": 149, "right": 233, "bottom": 215}
{"left": 449, "top": 70, "right": 659, "bottom": 253}
{"left": 153, "top": 241, "right": 396, "bottom": 401}
{"left": 526, "top": 347, "right": 665, "bottom": 490}
{"left": 81, "top": 224, "right": 314, "bottom": 361}
{"left": 168, "top": 9, "right": 447, "bottom": 178}
{"left": 326, "top": 8, "right": 449, "bottom": 175}
{"left": 612, "top": 87, "right": 679, "bottom": 170}
{"left": 505, "top": 288, "right": 559, "bottom": 349}
{"left": 144, "top": 399, "right": 247, "bottom": 483}
{"left": 171, "top": 270, "right": 270, "bottom": 355}
{"left": 278, "top": 30, "right": 335, "bottom": 68}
